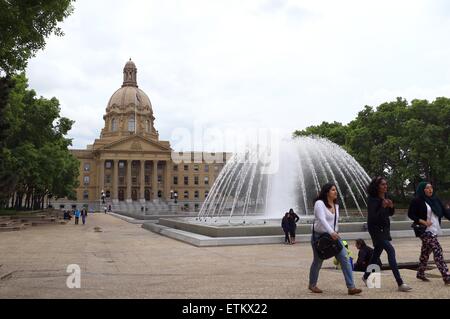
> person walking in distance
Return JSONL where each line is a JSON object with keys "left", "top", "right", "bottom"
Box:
{"left": 408, "top": 181, "right": 450, "bottom": 284}
{"left": 281, "top": 212, "right": 292, "bottom": 244}
{"left": 308, "top": 182, "right": 362, "bottom": 295}
{"left": 362, "top": 176, "right": 412, "bottom": 292}
{"left": 74, "top": 209, "right": 80, "bottom": 225}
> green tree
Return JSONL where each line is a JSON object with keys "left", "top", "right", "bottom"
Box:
{"left": 1, "top": 73, "right": 79, "bottom": 209}
{"left": 0, "top": 0, "right": 75, "bottom": 75}
{"left": 293, "top": 97, "right": 450, "bottom": 203}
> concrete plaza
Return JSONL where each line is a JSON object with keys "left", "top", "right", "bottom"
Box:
{"left": 1, "top": 213, "right": 450, "bottom": 299}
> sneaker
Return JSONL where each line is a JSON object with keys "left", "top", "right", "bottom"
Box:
{"left": 416, "top": 274, "right": 430, "bottom": 282}
{"left": 398, "top": 284, "right": 412, "bottom": 292}
{"left": 308, "top": 285, "right": 323, "bottom": 293}
{"left": 348, "top": 288, "right": 362, "bottom": 295}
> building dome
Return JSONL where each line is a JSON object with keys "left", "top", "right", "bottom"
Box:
{"left": 106, "top": 86, "right": 152, "bottom": 113}
{"left": 101, "top": 60, "right": 158, "bottom": 140}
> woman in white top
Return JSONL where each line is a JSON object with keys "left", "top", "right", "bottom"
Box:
{"left": 408, "top": 181, "right": 450, "bottom": 284}
{"left": 308, "top": 182, "right": 362, "bottom": 295}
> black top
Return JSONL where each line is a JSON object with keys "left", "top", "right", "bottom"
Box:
{"left": 407, "top": 196, "right": 449, "bottom": 224}
{"left": 281, "top": 216, "right": 289, "bottom": 231}
{"left": 367, "top": 196, "right": 395, "bottom": 244}
{"left": 355, "top": 245, "right": 382, "bottom": 270}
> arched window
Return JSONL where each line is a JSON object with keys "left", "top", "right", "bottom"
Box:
{"left": 111, "top": 118, "right": 117, "bottom": 132}
{"left": 128, "top": 116, "right": 135, "bottom": 132}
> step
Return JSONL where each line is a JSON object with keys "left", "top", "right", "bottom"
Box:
{"left": 0, "top": 225, "right": 25, "bottom": 232}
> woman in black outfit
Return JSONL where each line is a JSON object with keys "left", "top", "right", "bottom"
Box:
{"left": 408, "top": 181, "right": 450, "bottom": 284}
{"left": 288, "top": 208, "right": 299, "bottom": 244}
{"left": 362, "top": 176, "right": 412, "bottom": 292}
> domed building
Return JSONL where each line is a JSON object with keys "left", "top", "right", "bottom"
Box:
{"left": 68, "top": 60, "right": 228, "bottom": 212}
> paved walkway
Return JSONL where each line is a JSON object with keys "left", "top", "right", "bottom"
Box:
{"left": 1, "top": 213, "right": 450, "bottom": 299}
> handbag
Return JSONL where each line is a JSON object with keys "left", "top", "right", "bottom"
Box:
{"left": 411, "top": 222, "right": 426, "bottom": 237}
{"left": 313, "top": 207, "right": 343, "bottom": 260}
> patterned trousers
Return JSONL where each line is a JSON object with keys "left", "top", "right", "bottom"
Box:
{"left": 418, "top": 232, "right": 449, "bottom": 281}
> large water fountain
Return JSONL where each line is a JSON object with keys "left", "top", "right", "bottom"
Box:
{"left": 198, "top": 136, "right": 371, "bottom": 221}
{"left": 146, "top": 136, "right": 425, "bottom": 245}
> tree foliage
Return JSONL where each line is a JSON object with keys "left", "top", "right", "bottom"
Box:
{"left": 0, "top": 74, "right": 79, "bottom": 209}
{"left": 293, "top": 97, "right": 450, "bottom": 202}
{"left": 0, "top": 0, "right": 75, "bottom": 75}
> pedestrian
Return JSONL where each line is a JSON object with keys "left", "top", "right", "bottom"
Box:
{"left": 362, "top": 176, "right": 412, "bottom": 292}
{"left": 288, "top": 208, "right": 299, "bottom": 244}
{"left": 74, "top": 209, "right": 80, "bottom": 225}
{"left": 408, "top": 181, "right": 450, "bottom": 284}
{"left": 308, "top": 182, "right": 362, "bottom": 295}
{"left": 281, "top": 212, "right": 292, "bottom": 244}
{"left": 353, "top": 239, "right": 381, "bottom": 272}
{"left": 104, "top": 206, "right": 107, "bottom": 214}
{"left": 81, "top": 208, "right": 87, "bottom": 225}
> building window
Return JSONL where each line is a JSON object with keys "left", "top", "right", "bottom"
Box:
{"left": 83, "top": 190, "right": 89, "bottom": 200}
{"left": 128, "top": 116, "right": 135, "bottom": 132}
{"left": 105, "top": 175, "right": 111, "bottom": 184}
{"left": 173, "top": 165, "right": 178, "bottom": 171}
{"left": 111, "top": 118, "right": 117, "bottom": 132}
{"left": 194, "top": 164, "right": 199, "bottom": 171}
{"left": 184, "top": 191, "right": 189, "bottom": 199}
{"left": 158, "top": 190, "right": 162, "bottom": 198}
{"left": 119, "top": 161, "right": 125, "bottom": 169}
{"left": 184, "top": 165, "right": 189, "bottom": 171}
{"left": 132, "top": 177, "right": 137, "bottom": 184}
{"left": 205, "top": 190, "right": 209, "bottom": 198}
{"left": 204, "top": 165, "right": 209, "bottom": 172}
{"left": 83, "top": 176, "right": 90, "bottom": 185}
{"left": 194, "top": 190, "right": 199, "bottom": 199}
{"left": 214, "top": 165, "right": 220, "bottom": 172}
{"left": 106, "top": 190, "right": 111, "bottom": 198}
{"left": 105, "top": 161, "right": 112, "bottom": 169}
{"left": 158, "top": 175, "right": 162, "bottom": 183}
{"left": 194, "top": 203, "right": 199, "bottom": 211}
{"left": 184, "top": 176, "right": 189, "bottom": 185}
{"left": 145, "top": 175, "right": 150, "bottom": 184}
{"left": 194, "top": 176, "right": 199, "bottom": 185}
{"left": 184, "top": 203, "right": 189, "bottom": 210}
{"left": 173, "top": 176, "right": 178, "bottom": 185}
{"left": 204, "top": 176, "right": 209, "bottom": 185}
{"left": 84, "top": 163, "right": 90, "bottom": 171}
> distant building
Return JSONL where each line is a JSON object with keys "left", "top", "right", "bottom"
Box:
{"left": 61, "top": 60, "right": 229, "bottom": 212}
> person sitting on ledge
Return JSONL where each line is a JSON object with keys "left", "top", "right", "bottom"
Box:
{"left": 353, "top": 239, "right": 381, "bottom": 272}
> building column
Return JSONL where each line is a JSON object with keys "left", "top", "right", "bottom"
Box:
{"left": 126, "top": 160, "right": 132, "bottom": 202}
{"left": 112, "top": 160, "right": 119, "bottom": 203}
{"left": 152, "top": 160, "right": 158, "bottom": 201}
{"left": 164, "top": 161, "right": 171, "bottom": 200}
{"left": 99, "top": 159, "right": 105, "bottom": 201}
{"left": 140, "top": 160, "right": 145, "bottom": 202}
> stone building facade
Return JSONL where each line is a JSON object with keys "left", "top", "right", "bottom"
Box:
{"left": 66, "top": 60, "right": 228, "bottom": 212}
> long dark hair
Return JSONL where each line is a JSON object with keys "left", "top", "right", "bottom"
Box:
{"left": 355, "top": 239, "right": 367, "bottom": 248}
{"left": 367, "top": 176, "right": 386, "bottom": 198}
{"left": 314, "top": 182, "right": 337, "bottom": 208}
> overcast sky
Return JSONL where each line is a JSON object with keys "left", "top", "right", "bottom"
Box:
{"left": 26, "top": 0, "right": 450, "bottom": 152}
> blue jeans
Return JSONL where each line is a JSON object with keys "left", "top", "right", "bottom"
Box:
{"left": 309, "top": 233, "right": 355, "bottom": 289}
{"left": 363, "top": 240, "right": 403, "bottom": 286}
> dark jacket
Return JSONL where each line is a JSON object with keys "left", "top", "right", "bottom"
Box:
{"left": 281, "top": 216, "right": 289, "bottom": 232}
{"left": 408, "top": 196, "right": 450, "bottom": 237}
{"left": 367, "top": 196, "right": 394, "bottom": 244}
{"left": 354, "top": 245, "right": 382, "bottom": 271}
